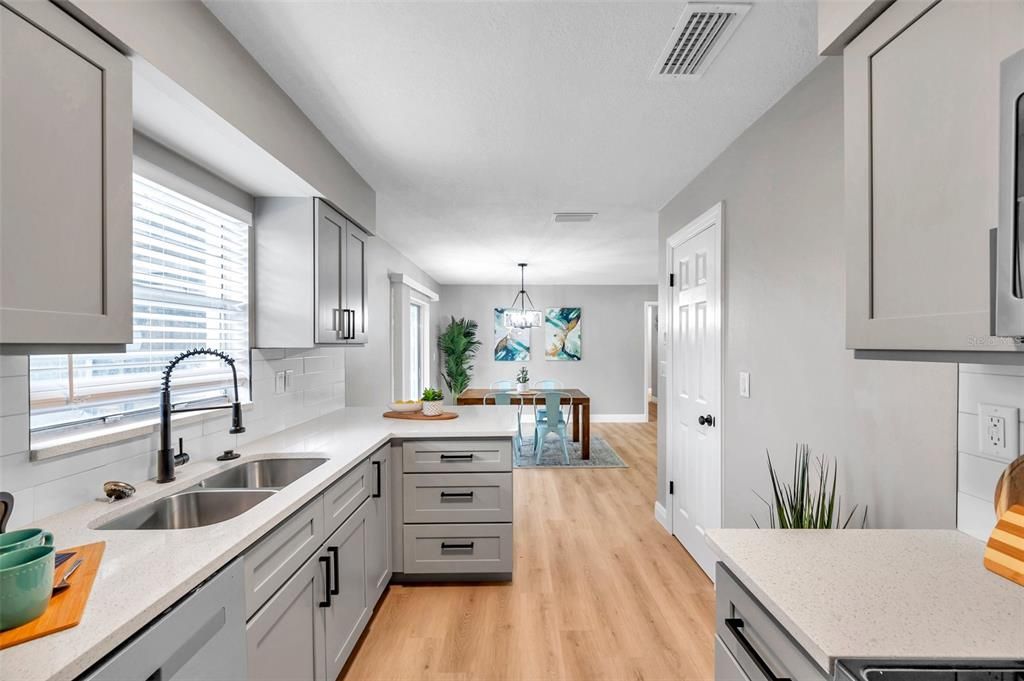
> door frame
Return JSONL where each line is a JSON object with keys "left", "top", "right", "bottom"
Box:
{"left": 642, "top": 300, "right": 658, "bottom": 421}
{"left": 664, "top": 201, "right": 724, "bottom": 560}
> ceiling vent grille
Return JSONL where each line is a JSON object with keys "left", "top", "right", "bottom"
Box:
{"left": 553, "top": 212, "right": 598, "bottom": 223}
{"left": 651, "top": 3, "right": 751, "bottom": 81}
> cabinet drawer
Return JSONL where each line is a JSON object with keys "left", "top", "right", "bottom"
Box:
{"left": 403, "top": 473, "right": 512, "bottom": 524}
{"left": 402, "top": 439, "right": 512, "bottom": 473}
{"left": 715, "top": 564, "right": 827, "bottom": 681}
{"left": 324, "top": 458, "right": 370, "bottom": 536}
{"left": 244, "top": 497, "right": 324, "bottom": 619}
{"left": 714, "top": 636, "right": 751, "bottom": 681}
{"left": 402, "top": 523, "right": 512, "bottom": 574}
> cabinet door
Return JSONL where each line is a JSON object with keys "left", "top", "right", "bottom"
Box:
{"left": 83, "top": 559, "right": 247, "bottom": 681}
{"left": 0, "top": 1, "right": 132, "bottom": 346}
{"left": 323, "top": 500, "right": 371, "bottom": 681}
{"left": 343, "top": 220, "right": 369, "bottom": 344}
{"left": 246, "top": 553, "right": 327, "bottom": 681}
{"left": 314, "top": 200, "right": 345, "bottom": 345}
{"left": 845, "top": 0, "right": 1024, "bottom": 351}
{"left": 366, "top": 447, "right": 392, "bottom": 605}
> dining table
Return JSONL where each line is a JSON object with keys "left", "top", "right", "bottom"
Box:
{"left": 456, "top": 387, "right": 592, "bottom": 459}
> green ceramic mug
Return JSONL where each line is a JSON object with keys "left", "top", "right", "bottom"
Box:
{"left": 0, "top": 545, "right": 55, "bottom": 630}
{"left": 0, "top": 528, "right": 54, "bottom": 554}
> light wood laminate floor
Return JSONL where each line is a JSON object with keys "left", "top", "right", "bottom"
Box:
{"left": 341, "top": 421, "right": 715, "bottom": 681}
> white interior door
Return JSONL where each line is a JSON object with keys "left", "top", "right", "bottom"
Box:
{"left": 668, "top": 205, "right": 722, "bottom": 580}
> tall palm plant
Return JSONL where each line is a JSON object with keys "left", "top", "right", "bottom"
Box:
{"left": 438, "top": 316, "right": 482, "bottom": 397}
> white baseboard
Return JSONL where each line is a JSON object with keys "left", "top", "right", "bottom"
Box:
{"left": 590, "top": 413, "right": 647, "bottom": 423}
{"left": 654, "top": 501, "right": 670, "bottom": 533}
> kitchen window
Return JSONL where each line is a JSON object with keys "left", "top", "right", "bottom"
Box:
{"left": 29, "top": 174, "right": 251, "bottom": 432}
{"left": 409, "top": 299, "right": 429, "bottom": 397}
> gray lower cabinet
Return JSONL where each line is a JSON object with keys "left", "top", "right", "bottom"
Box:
{"left": 844, "top": 0, "right": 1024, "bottom": 353}
{"left": 83, "top": 559, "right": 247, "bottom": 681}
{"left": 715, "top": 563, "right": 827, "bottom": 681}
{"left": 323, "top": 501, "right": 371, "bottom": 681}
{"left": 366, "top": 446, "right": 392, "bottom": 604}
{"left": 246, "top": 553, "right": 327, "bottom": 681}
{"left": 0, "top": 0, "right": 132, "bottom": 349}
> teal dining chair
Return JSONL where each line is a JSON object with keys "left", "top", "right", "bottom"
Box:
{"left": 484, "top": 391, "right": 523, "bottom": 460}
{"left": 533, "top": 379, "right": 563, "bottom": 419}
{"left": 532, "top": 391, "right": 573, "bottom": 464}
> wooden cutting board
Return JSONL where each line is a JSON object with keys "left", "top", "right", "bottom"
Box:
{"left": 0, "top": 541, "right": 105, "bottom": 649}
{"left": 984, "top": 505, "right": 1024, "bottom": 587}
{"left": 994, "top": 456, "right": 1024, "bottom": 518}
{"left": 383, "top": 411, "right": 459, "bottom": 420}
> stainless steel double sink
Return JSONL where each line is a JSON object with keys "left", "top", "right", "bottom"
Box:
{"left": 97, "top": 458, "right": 327, "bottom": 531}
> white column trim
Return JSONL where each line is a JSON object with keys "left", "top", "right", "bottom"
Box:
{"left": 388, "top": 272, "right": 439, "bottom": 302}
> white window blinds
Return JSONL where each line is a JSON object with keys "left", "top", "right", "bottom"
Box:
{"left": 30, "top": 174, "right": 250, "bottom": 431}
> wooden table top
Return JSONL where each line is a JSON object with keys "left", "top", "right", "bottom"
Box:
{"left": 458, "top": 388, "right": 590, "bottom": 403}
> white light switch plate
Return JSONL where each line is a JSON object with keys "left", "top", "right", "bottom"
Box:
{"left": 739, "top": 371, "right": 750, "bottom": 398}
{"left": 978, "top": 403, "right": 1019, "bottom": 461}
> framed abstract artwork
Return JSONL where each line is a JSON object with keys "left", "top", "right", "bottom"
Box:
{"left": 545, "top": 307, "right": 581, "bottom": 361}
{"left": 494, "top": 308, "right": 530, "bottom": 361}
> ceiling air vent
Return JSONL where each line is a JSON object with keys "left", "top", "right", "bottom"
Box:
{"left": 651, "top": 3, "right": 751, "bottom": 81}
{"left": 553, "top": 212, "right": 598, "bottom": 223}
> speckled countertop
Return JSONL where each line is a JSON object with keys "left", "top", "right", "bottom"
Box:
{"left": 706, "top": 529, "right": 1024, "bottom": 672}
{"left": 0, "top": 406, "right": 517, "bottom": 681}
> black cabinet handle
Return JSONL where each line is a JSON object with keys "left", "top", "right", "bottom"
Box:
{"left": 318, "top": 555, "right": 332, "bottom": 607}
{"left": 342, "top": 309, "right": 356, "bottom": 340}
{"left": 698, "top": 414, "right": 715, "bottom": 426}
{"left": 372, "top": 460, "right": 382, "bottom": 498}
{"left": 725, "top": 618, "right": 790, "bottom": 681}
{"left": 328, "top": 546, "right": 340, "bottom": 596}
{"left": 440, "top": 541, "right": 475, "bottom": 551}
{"left": 439, "top": 454, "right": 473, "bottom": 461}
{"left": 440, "top": 491, "right": 474, "bottom": 499}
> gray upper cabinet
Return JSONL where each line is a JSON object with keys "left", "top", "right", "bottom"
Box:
{"left": 0, "top": 0, "right": 132, "bottom": 348}
{"left": 845, "top": 0, "right": 1024, "bottom": 353}
{"left": 255, "top": 197, "right": 369, "bottom": 348}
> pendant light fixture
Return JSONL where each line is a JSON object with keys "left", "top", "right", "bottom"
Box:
{"left": 503, "top": 263, "right": 543, "bottom": 329}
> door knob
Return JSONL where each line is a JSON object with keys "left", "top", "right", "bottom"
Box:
{"left": 698, "top": 414, "right": 715, "bottom": 426}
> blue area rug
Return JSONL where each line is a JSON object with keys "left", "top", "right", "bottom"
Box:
{"left": 514, "top": 433, "right": 627, "bottom": 469}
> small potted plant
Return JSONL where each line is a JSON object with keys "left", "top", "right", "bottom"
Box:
{"left": 421, "top": 387, "right": 444, "bottom": 417}
{"left": 516, "top": 366, "right": 530, "bottom": 394}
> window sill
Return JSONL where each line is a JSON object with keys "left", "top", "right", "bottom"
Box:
{"left": 30, "top": 402, "right": 255, "bottom": 461}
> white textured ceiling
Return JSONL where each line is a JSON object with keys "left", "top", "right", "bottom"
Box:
{"left": 206, "top": 1, "right": 820, "bottom": 285}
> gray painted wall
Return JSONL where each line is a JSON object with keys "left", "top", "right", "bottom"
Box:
{"left": 439, "top": 285, "right": 657, "bottom": 415}
{"left": 344, "top": 239, "right": 441, "bottom": 408}
{"left": 657, "top": 58, "right": 958, "bottom": 530}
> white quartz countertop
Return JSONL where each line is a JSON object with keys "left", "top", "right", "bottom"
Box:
{"left": 0, "top": 406, "right": 517, "bottom": 681}
{"left": 706, "top": 529, "right": 1024, "bottom": 672}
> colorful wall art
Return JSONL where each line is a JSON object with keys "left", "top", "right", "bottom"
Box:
{"left": 545, "top": 307, "right": 582, "bottom": 361}
{"left": 494, "top": 308, "right": 530, "bottom": 361}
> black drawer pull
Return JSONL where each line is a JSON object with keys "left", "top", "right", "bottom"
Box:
{"left": 440, "top": 491, "right": 474, "bottom": 499}
{"left": 725, "top": 618, "right": 791, "bottom": 681}
{"left": 440, "top": 541, "right": 475, "bottom": 551}
{"left": 318, "top": 555, "right": 332, "bottom": 608}
{"left": 439, "top": 454, "right": 474, "bottom": 461}
{"left": 328, "top": 546, "right": 340, "bottom": 596}
{"left": 372, "top": 460, "right": 382, "bottom": 498}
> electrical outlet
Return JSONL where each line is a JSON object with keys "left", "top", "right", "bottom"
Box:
{"left": 979, "top": 403, "right": 1020, "bottom": 461}
{"left": 739, "top": 371, "right": 750, "bottom": 398}
{"left": 274, "top": 371, "right": 286, "bottom": 395}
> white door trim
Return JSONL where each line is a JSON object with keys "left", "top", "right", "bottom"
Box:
{"left": 642, "top": 300, "right": 657, "bottom": 421}
{"left": 664, "top": 201, "right": 724, "bottom": 573}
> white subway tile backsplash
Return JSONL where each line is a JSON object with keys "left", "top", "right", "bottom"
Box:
{"left": 0, "top": 347, "right": 347, "bottom": 526}
{"left": 0, "top": 356, "right": 28, "bottom": 378}
{"left": 957, "top": 364, "right": 1024, "bottom": 541}
{"left": 0, "top": 413, "right": 29, "bottom": 457}
{"left": 0, "top": 376, "right": 28, "bottom": 416}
